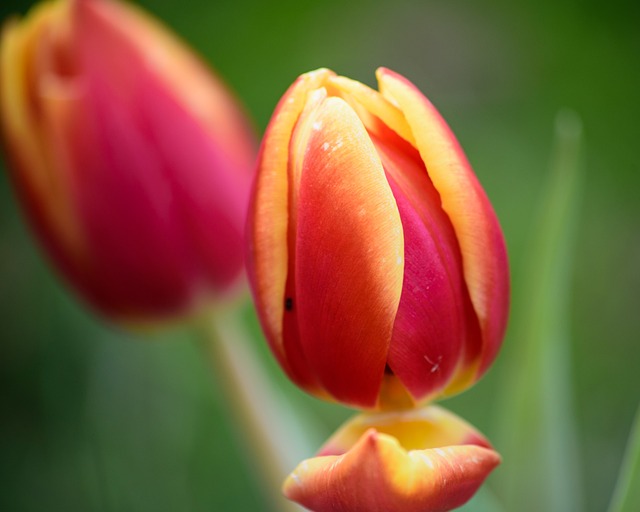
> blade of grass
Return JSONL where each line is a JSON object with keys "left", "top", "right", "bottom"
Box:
{"left": 607, "top": 405, "right": 640, "bottom": 512}
{"left": 495, "top": 110, "right": 584, "bottom": 512}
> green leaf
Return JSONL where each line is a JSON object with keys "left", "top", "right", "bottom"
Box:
{"left": 494, "top": 110, "right": 584, "bottom": 512}
{"left": 608, "top": 405, "right": 640, "bottom": 512}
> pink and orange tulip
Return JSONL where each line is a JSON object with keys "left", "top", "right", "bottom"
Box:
{"left": 284, "top": 405, "right": 501, "bottom": 512}
{"left": 247, "top": 68, "right": 509, "bottom": 409}
{"left": 0, "top": 0, "right": 256, "bottom": 321}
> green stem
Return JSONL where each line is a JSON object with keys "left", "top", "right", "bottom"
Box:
{"left": 197, "top": 301, "right": 311, "bottom": 512}
{"left": 608, "top": 405, "right": 640, "bottom": 512}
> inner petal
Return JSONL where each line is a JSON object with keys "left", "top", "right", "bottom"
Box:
{"left": 294, "top": 96, "right": 404, "bottom": 408}
{"left": 372, "top": 128, "right": 481, "bottom": 402}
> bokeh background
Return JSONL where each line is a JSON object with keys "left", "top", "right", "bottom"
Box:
{"left": 1, "top": 0, "right": 638, "bottom": 511}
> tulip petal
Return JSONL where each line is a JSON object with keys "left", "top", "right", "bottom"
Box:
{"left": 39, "top": 1, "right": 207, "bottom": 317}
{"left": 327, "top": 74, "right": 415, "bottom": 146}
{"left": 247, "top": 69, "right": 334, "bottom": 389}
{"left": 373, "top": 131, "right": 480, "bottom": 403}
{"left": 319, "top": 405, "right": 493, "bottom": 457}
{"left": 0, "top": 1, "right": 82, "bottom": 259}
{"left": 284, "top": 428, "right": 501, "bottom": 512}
{"left": 376, "top": 68, "right": 509, "bottom": 378}
{"left": 75, "top": 0, "right": 255, "bottom": 173}
{"left": 61, "top": 81, "right": 198, "bottom": 317}
{"left": 137, "top": 66, "right": 250, "bottom": 292}
{"left": 2, "top": 0, "right": 256, "bottom": 321}
{"left": 294, "top": 96, "right": 404, "bottom": 407}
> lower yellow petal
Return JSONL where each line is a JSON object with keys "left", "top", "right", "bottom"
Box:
{"left": 318, "top": 404, "right": 493, "bottom": 457}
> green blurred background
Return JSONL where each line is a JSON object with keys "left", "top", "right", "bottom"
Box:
{"left": 0, "top": 0, "right": 638, "bottom": 511}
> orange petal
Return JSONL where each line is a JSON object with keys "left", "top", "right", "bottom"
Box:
{"left": 0, "top": 0, "right": 82, "bottom": 257}
{"left": 376, "top": 67, "right": 509, "bottom": 379}
{"left": 284, "top": 428, "right": 500, "bottom": 512}
{"left": 247, "top": 69, "right": 334, "bottom": 388}
{"left": 293, "top": 96, "right": 404, "bottom": 407}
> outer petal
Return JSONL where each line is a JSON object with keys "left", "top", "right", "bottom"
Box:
{"left": 54, "top": 72, "right": 199, "bottom": 317}
{"left": 246, "top": 69, "right": 334, "bottom": 389}
{"left": 294, "top": 96, "right": 404, "bottom": 408}
{"left": 76, "top": 0, "right": 255, "bottom": 174}
{"left": 376, "top": 68, "right": 509, "bottom": 379}
{"left": 284, "top": 428, "right": 500, "bottom": 512}
{"left": 57, "top": 0, "right": 235, "bottom": 318}
{"left": 77, "top": 3, "right": 250, "bottom": 300}
{"left": 0, "top": 1, "right": 82, "bottom": 262}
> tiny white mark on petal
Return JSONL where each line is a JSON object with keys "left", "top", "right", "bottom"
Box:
{"left": 322, "top": 142, "right": 330, "bottom": 151}
{"left": 313, "top": 121, "right": 323, "bottom": 131}
{"left": 424, "top": 354, "right": 442, "bottom": 373}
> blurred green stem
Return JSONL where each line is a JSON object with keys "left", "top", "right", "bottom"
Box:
{"left": 607, "top": 405, "right": 640, "bottom": 512}
{"left": 197, "top": 299, "right": 309, "bottom": 512}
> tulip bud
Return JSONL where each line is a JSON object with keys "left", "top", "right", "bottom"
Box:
{"left": 283, "top": 405, "right": 501, "bottom": 512}
{"left": 0, "top": 0, "right": 256, "bottom": 321}
{"left": 247, "top": 68, "right": 509, "bottom": 409}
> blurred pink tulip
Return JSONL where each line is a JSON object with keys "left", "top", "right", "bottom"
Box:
{"left": 247, "top": 68, "right": 509, "bottom": 409}
{"left": 1, "top": 0, "right": 256, "bottom": 321}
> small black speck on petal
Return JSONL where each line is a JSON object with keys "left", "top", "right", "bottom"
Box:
{"left": 285, "top": 297, "right": 294, "bottom": 311}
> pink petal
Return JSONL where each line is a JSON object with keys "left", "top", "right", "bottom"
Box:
{"left": 377, "top": 68, "right": 509, "bottom": 379}
{"left": 77, "top": 0, "right": 256, "bottom": 174}
{"left": 373, "top": 129, "right": 481, "bottom": 403}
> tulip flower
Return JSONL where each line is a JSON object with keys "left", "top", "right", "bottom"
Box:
{"left": 247, "top": 68, "right": 509, "bottom": 409}
{"left": 283, "top": 405, "right": 501, "bottom": 512}
{"left": 0, "top": 0, "right": 256, "bottom": 321}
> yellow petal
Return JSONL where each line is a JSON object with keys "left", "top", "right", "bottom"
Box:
{"left": 247, "top": 69, "right": 334, "bottom": 368}
{"left": 328, "top": 74, "right": 415, "bottom": 146}
{"left": 1, "top": 0, "right": 82, "bottom": 255}
{"left": 318, "top": 404, "right": 493, "bottom": 457}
